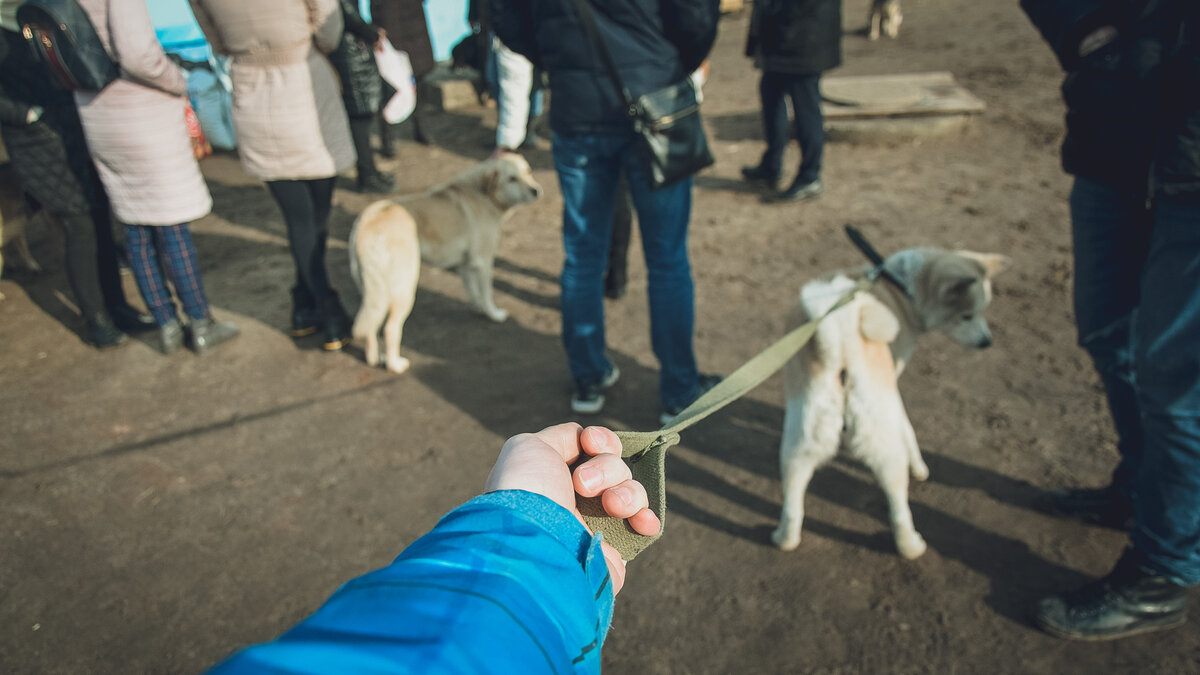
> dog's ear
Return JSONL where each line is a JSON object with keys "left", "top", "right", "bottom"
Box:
{"left": 957, "top": 251, "right": 1012, "bottom": 277}
{"left": 481, "top": 168, "right": 501, "bottom": 198}
{"left": 942, "top": 275, "right": 978, "bottom": 300}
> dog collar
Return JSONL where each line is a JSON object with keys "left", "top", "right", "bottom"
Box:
{"left": 845, "top": 225, "right": 913, "bottom": 299}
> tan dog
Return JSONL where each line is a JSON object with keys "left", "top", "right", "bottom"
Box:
{"left": 772, "top": 247, "right": 1009, "bottom": 559}
{"left": 349, "top": 153, "right": 543, "bottom": 373}
{"left": 869, "top": 0, "right": 902, "bottom": 40}
{"left": 0, "top": 165, "right": 41, "bottom": 300}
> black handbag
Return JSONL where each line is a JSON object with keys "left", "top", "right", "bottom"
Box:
{"left": 17, "top": 0, "right": 119, "bottom": 92}
{"left": 567, "top": 0, "right": 714, "bottom": 190}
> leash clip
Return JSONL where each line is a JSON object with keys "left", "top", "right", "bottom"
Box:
{"left": 629, "top": 433, "right": 680, "bottom": 463}
{"left": 844, "top": 225, "right": 911, "bottom": 297}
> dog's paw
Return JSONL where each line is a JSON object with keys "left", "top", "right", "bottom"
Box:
{"left": 911, "top": 461, "right": 930, "bottom": 482}
{"left": 896, "top": 532, "right": 927, "bottom": 560}
{"left": 486, "top": 308, "right": 509, "bottom": 323}
{"left": 386, "top": 356, "right": 411, "bottom": 374}
{"left": 771, "top": 526, "right": 801, "bottom": 551}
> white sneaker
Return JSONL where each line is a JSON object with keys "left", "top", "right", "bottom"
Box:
{"left": 571, "top": 364, "right": 620, "bottom": 414}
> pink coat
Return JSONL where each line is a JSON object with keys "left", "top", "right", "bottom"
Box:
{"left": 188, "top": 0, "right": 355, "bottom": 181}
{"left": 74, "top": 0, "right": 212, "bottom": 226}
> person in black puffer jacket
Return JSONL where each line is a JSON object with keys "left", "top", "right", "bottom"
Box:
{"left": 330, "top": 0, "right": 394, "bottom": 193}
{"left": 742, "top": 0, "right": 841, "bottom": 203}
{"left": 490, "top": 0, "right": 721, "bottom": 423}
{"left": 0, "top": 22, "right": 153, "bottom": 347}
{"left": 1022, "top": 0, "right": 1200, "bottom": 642}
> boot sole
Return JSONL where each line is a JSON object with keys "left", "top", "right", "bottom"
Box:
{"left": 323, "top": 338, "right": 347, "bottom": 352}
{"left": 1036, "top": 611, "right": 1187, "bottom": 641}
{"left": 291, "top": 325, "right": 318, "bottom": 338}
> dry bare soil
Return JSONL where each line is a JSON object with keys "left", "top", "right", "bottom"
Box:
{"left": 3, "top": 1, "right": 1198, "bottom": 673}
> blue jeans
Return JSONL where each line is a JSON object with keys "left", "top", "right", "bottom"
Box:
{"left": 552, "top": 133, "right": 700, "bottom": 409}
{"left": 1072, "top": 176, "right": 1200, "bottom": 584}
{"left": 758, "top": 72, "right": 824, "bottom": 186}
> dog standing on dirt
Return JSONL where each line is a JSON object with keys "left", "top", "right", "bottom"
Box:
{"left": 348, "top": 153, "right": 542, "bottom": 374}
{"left": 868, "top": 0, "right": 902, "bottom": 40}
{"left": 771, "top": 247, "right": 1009, "bottom": 559}
{"left": 0, "top": 164, "right": 41, "bottom": 300}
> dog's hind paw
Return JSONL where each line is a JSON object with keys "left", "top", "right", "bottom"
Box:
{"left": 486, "top": 308, "right": 509, "bottom": 322}
{"left": 771, "top": 526, "right": 801, "bottom": 551}
{"left": 896, "top": 533, "right": 927, "bottom": 560}
{"left": 911, "top": 462, "right": 930, "bottom": 482}
{"left": 386, "top": 356, "right": 411, "bottom": 374}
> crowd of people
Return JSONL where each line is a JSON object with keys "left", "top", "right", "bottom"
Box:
{"left": 1, "top": 0, "right": 1198, "bottom": 670}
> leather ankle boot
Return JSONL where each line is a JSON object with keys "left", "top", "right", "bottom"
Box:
{"left": 1036, "top": 548, "right": 1189, "bottom": 640}
{"left": 187, "top": 316, "right": 239, "bottom": 354}
{"left": 108, "top": 303, "right": 156, "bottom": 333}
{"left": 159, "top": 318, "right": 184, "bottom": 355}
{"left": 317, "top": 294, "right": 351, "bottom": 352}
{"left": 291, "top": 286, "right": 318, "bottom": 337}
{"left": 85, "top": 316, "right": 129, "bottom": 349}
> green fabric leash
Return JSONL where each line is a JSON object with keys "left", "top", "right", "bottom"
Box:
{"left": 578, "top": 275, "right": 876, "bottom": 560}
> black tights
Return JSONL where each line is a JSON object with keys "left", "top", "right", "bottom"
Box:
{"left": 265, "top": 177, "right": 337, "bottom": 302}
{"left": 55, "top": 207, "right": 125, "bottom": 324}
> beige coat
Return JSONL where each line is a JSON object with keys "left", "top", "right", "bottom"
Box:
{"left": 74, "top": 0, "right": 212, "bottom": 226}
{"left": 188, "top": 0, "right": 355, "bottom": 181}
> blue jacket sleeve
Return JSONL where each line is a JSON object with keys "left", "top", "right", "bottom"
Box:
{"left": 208, "top": 491, "right": 616, "bottom": 674}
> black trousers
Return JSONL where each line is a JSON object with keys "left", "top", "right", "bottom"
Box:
{"left": 265, "top": 178, "right": 337, "bottom": 302}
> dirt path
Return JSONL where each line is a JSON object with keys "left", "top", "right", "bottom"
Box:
{"left": 2, "top": 1, "right": 1197, "bottom": 672}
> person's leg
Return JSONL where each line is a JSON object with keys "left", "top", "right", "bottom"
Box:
{"left": 1131, "top": 195, "right": 1200, "bottom": 585}
{"left": 1035, "top": 193, "right": 1196, "bottom": 641}
{"left": 553, "top": 133, "right": 621, "bottom": 404}
{"left": 748, "top": 71, "right": 788, "bottom": 182}
{"left": 152, "top": 223, "right": 211, "bottom": 321}
{"left": 789, "top": 74, "right": 825, "bottom": 187}
{"left": 621, "top": 149, "right": 700, "bottom": 411}
{"left": 268, "top": 179, "right": 332, "bottom": 300}
{"left": 124, "top": 224, "right": 178, "bottom": 326}
{"left": 1070, "top": 177, "right": 1152, "bottom": 504}
{"left": 307, "top": 176, "right": 350, "bottom": 350}
{"left": 605, "top": 174, "right": 633, "bottom": 300}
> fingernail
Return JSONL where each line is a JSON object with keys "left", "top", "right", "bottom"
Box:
{"left": 585, "top": 426, "right": 606, "bottom": 449}
{"left": 578, "top": 465, "right": 601, "bottom": 492}
{"left": 612, "top": 486, "right": 633, "bottom": 507}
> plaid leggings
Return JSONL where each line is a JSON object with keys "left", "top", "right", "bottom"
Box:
{"left": 125, "top": 223, "right": 210, "bottom": 325}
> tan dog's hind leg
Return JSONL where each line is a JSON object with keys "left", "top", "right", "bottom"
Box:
{"left": 853, "top": 340, "right": 927, "bottom": 559}
{"left": 383, "top": 297, "right": 414, "bottom": 374}
{"left": 869, "top": 8, "right": 882, "bottom": 40}
{"left": 461, "top": 261, "right": 508, "bottom": 322}
{"left": 773, "top": 367, "right": 843, "bottom": 551}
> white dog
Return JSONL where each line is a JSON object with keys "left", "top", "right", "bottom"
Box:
{"left": 772, "top": 247, "right": 1009, "bottom": 559}
{"left": 348, "top": 153, "right": 542, "bottom": 374}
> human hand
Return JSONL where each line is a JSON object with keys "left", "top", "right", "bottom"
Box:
{"left": 485, "top": 423, "right": 661, "bottom": 595}
{"left": 25, "top": 105, "right": 43, "bottom": 124}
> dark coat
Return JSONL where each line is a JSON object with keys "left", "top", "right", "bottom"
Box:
{"left": 1022, "top": 0, "right": 1200, "bottom": 200}
{"left": 331, "top": 0, "right": 384, "bottom": 117}
{"left": 370, "top": 0, "right": 435, "bottom": 78}
{"left": 0, "top": 29, "right": 105, "bottom": 216}
{"left": 489, "top": 0, "right": 719, "bottom": 137}
{"left": 744, "top": 0, "right": 842, "bottom": 75}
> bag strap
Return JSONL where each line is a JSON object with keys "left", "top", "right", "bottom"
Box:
{"left": 564, "top": 0, "right": 639, "bottom": 118}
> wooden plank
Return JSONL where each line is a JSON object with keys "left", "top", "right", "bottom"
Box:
{"left": 820, "top": 71, "right": 986, "bottom": 120}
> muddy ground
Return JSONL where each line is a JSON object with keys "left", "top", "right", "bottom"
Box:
{"left": 3, "top": 1, "right": 1199, "bottom": 673}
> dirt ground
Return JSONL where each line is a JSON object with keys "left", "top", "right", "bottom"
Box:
{"left": 3, "top": 1, "right": 1199, "bottom": 673}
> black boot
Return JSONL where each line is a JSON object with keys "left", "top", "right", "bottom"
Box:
{"left": 1035, "top": 483, "right": 1134, "bottom": 530}
{"left": 1036, "top": 548, "right": 1189, "bottom": 641}
{"left": 290, "top": 285, "right": 319, "bottom": 338}
{"left": 85, "top": 316, "right": 129, "bottom": 349}
{"left": 317, "top": 294, "right": 351, "bottom": 352}
{"left": 108, "top": 303, "right": 156, "bottom": 334}
{"left": 186, "top": 316, "right": 239, "bottom": 354}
